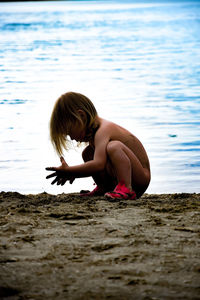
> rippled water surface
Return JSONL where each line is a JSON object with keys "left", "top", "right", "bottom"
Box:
{"left": 0, "top": 0, "right": 200, "bottom": 194}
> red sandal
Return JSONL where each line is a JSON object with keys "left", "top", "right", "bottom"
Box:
{"left": 80, "top": 186, "right": 105, "bottom": 197}
{"left": 105, "top": 182, "right": 136, "bottom": 200}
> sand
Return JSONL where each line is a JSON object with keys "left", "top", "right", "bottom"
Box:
{"left": 0, "top": 191, "right": 199, "bottom": 300}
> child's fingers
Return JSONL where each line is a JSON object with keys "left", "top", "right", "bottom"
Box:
{"left": 46, "top": 172, "right": 57, "bottom": 179}
{"left": 60, "top": 156, "right": 68, "bottom": 166}
{"left": 51, "top": 177, "right": 59, "bottom": 185}
{"left": 57, "top": 177, "right": 66, "bottom": 186}
{"left": 70, "top": 177, "right": 75, "bottom": 184}
{"left": 60, "top": 156, "right": 67, "bottom": 164}
{"left": 46, "top": 167, "right": 57, "bottom": 171}
{"left": 60, "top": 178, "right": 67, "bottom": 186}
{"left": 56, "top": 178, "right": 61, "bottom": 185}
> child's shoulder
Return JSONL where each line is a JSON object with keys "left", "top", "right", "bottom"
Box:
{"left": 95, "top": 118, "right": 128, "bottom": 141}
{"left": 98, "top": 117, "right": 117, "bottom": 128}
{"left": 97, "top": 117, "right": 133, "bottom": 140}
{"left": 97, "top": 118, "right": 119, "bottom": 133}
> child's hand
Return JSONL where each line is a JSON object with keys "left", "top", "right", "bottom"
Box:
{"left": 46, "top": 157, "right": 75, "bottom": 186}
{"left": 46, "top": 156, "right": 68, "bottom": 172}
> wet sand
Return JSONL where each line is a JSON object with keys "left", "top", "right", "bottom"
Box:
{"left": 0, "top": 191, "right": 199, "bottom": 300}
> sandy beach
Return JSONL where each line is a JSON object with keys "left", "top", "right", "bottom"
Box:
{"left": 0, "top": 191, "right": 199, "bottom": 299}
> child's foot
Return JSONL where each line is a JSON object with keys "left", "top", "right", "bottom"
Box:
{"left": 105, "top": 182, "right": 136, "bottom": 200}
{"left": 80, "top": 186, "right": 105, "bottom": 197}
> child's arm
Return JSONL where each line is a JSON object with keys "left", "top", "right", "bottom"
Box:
{"left": 46, "top": 126, "right": 111, "bottom": 180}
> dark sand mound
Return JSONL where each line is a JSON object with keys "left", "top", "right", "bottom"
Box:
{"left": 0, "top": 192, "right": 199, "bottom": 299}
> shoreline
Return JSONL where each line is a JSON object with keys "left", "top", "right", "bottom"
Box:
{"left": 0, "top": 192, "right": 199, "bottom": 299}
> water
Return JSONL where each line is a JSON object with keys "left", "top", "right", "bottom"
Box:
{"left": 0, "top": 0, "right": 200, "bottom": 194}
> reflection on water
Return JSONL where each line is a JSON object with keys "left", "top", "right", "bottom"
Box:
{"left": 0, "top": 0, "right": 200, "bottom": 194}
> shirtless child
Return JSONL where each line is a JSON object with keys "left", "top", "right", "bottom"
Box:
{"left": 46, "top": 92, "right": 150, "bottom": 199}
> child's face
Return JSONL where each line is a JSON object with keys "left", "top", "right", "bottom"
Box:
{"left": 68, "top": 120, "right": 86, "bottom": 142}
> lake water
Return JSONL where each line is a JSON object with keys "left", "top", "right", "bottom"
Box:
{"left": 0, "top": 0, "right": 200, "bottom": 194}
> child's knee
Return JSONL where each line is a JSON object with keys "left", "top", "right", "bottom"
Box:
{"left": 82, "top": 145, "right": 94, "bottom": 162}
{"left": 106, "top": 141, "right": 123, "bottom": 156}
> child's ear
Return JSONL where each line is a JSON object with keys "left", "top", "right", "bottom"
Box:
{"left": 77, "top": 110, "right": 87, "bottom": 123}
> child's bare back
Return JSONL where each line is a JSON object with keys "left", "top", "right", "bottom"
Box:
{"left": 95, "top": 118, "right": 150, "bottom": 171}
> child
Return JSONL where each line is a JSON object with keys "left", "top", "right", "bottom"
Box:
{"left": 46, "top": 92, "right": 151, "bottom": 199}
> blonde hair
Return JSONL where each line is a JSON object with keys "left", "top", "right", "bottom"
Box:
{"left": 50, "top": 92, "right": 98, "bottom": 155}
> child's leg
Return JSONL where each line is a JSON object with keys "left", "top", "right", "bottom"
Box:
{"left": 106, "top": 141, "right": 150, "bottom": 197}
{"left": 82, "top": 145, "right": 116, "bottom": 192}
